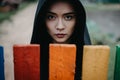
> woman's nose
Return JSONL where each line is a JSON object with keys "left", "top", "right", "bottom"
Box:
{"left": 56, "top": 19, "right": 65, "bottom": 31}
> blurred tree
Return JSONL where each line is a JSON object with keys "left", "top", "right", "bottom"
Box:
{"left": 109, "top": 0, "right": 120, "bottom": 3}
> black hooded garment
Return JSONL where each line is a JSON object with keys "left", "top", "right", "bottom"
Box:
{"left": 31, "top": 0, "right": 91, "bottom": 80}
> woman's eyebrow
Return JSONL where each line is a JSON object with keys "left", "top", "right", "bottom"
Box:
{"left": 47, "top": 12, "right": 75, "bottom": 15}
{"left": 47, "top": 11, "right": 56, "bottom": 15}
{"left": 64, "top": 12, "right": 76, "bottom": 15}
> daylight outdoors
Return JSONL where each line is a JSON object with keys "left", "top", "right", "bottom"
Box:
{"left": 0, "top": 0, "right": 120, "bottom": 80}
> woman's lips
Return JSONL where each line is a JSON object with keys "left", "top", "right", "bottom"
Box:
{"left": 55, "top": 34, "right": 66, "bottom": 38}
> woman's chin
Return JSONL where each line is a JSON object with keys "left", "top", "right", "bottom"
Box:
{"left": 53, "top": 39, "right": 68, "bottom": 44}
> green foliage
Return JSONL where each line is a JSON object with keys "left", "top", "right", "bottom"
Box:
{"left": 87, "top": 20, "right": 118, "bottom": 45}
{"left": 87, "top": 20, "right": 104, "bottom": 45}
{"left": 0, "top": 2, "right": 29, "bottom": 23}
{"left": 0, "top": 11, "right": 16, "bottom": 23}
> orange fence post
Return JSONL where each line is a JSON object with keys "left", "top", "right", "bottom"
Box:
{"left": 82, "top": 45, "right": 110, "bottom": 80}
{"left": 13, "top": 44, "right": 40, "bottom": 80}
{"left": 49, "top": 44, "right": 76, "bottom": 80}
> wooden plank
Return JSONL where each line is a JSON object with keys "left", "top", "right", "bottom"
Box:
{"left": 0, "top": 46, "right": 5, "bottom": 80}
{"left": 114, "top": 45, "right": 120, "bottom": 80}
{"left": 49, "top": 44, "right": 76, "bottom": 80}
{"left": 82, "top": 45, "right": 110, "bottom": 80}
{"left": 13, "top": 44, "right": 40, "bottom": 80}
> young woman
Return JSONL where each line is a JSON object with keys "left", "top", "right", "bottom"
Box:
{"left": 31, "top": 0, "right": 91, "bottom": 80}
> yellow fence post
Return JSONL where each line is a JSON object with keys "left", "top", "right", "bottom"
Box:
{"left": 82, "top": 45, "right": 110, "bottom": 80}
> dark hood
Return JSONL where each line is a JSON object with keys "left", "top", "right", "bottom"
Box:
{"left": 31, "top": 0, "right": 91, "bottom": 44}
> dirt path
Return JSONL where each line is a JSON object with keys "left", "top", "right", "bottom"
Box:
{"left": 0, "top": 3, "right": 37, "bottom": 80}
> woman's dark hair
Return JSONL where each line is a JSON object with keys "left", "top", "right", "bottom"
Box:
{"left": 31, "top": 0, "right": 86, "bottom": 80}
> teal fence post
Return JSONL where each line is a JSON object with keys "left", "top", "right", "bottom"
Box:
{"left": 0, "top": 46, "right": 5, "bottom": 80}
{"left": 114, "top": 45, "right": 120, "bottom": 80}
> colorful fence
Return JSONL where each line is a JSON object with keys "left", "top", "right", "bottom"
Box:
{"left": 13, "top": 44, "right": 111, "bottom": 80}
{"left": 1, "top": 44, "right": 120, "bottom": 80}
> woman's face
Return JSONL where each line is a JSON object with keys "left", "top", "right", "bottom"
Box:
{"left": 46, "top": 1, "right": 76, "bottom": 43}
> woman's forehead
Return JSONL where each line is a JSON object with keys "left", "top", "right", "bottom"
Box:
{"left": 48, "top": 1, "right": 74, "bottom": 13}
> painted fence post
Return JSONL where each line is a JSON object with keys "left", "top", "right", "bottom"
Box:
{"left": 49, "top": 44, "right": 76, "bottom": 80}
{"left": 82, "top": 45, "right": 110, "bottom": 80}
{"left": 114, "top": 45, "right": 120, "bottom": 80}
{"left": 0, "top": 46, "right": 5, "bottom": 80}
{"left": 13, "top": 44, "right": 40, "bottom": 80}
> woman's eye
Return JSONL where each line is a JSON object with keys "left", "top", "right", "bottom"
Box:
{"left": 64, "top": 15, "right": 74, "bottom": 21}
{"left": 47, "top": 15, "right": 56, "bottom": 20}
